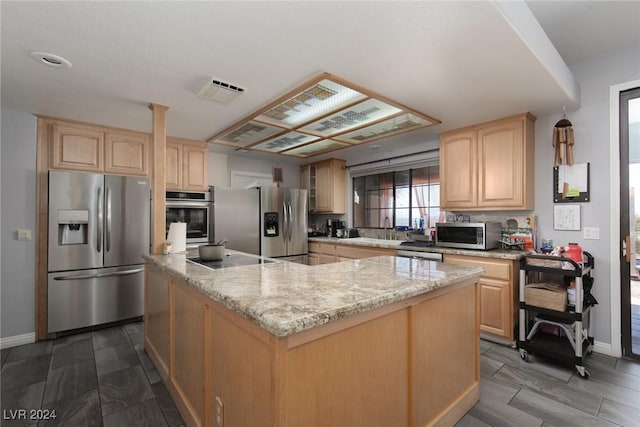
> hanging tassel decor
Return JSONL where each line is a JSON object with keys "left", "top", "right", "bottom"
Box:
{"left": 553, "top": 111, "right": 574, "bottom": 166}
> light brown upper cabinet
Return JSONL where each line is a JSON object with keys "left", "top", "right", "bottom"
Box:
{"left": 166, "top": 137, "right": 208, "bottom": 191}
{"left": 300, "top": 158, "right": 346, "bottom": 214}
{"left": 50, "top": 121, "right": 149, "bottom": 176}
{"left": 439, "top": 113, "right": 535, "bottom": 211}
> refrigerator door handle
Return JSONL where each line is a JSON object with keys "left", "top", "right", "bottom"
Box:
{"left": 106, "top": 187, "right": 112, "bottom": 252}
{"left": 287, "top": 203, "right": 293, "bottom": 242}
{"left": 52, "top": 268, "right": 144, "bottom": 281}
{"left": 282, "top": 202, "right": 288, "bottom": 240}
{"left": 97, "top": 186, "right": 103, "bottom": 253}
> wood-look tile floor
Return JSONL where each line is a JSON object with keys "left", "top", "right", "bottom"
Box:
{"left": 2, "top": 321, "right": 639, "bottom": 426}
{"left": 0, "top": 322, "right": 183, "bottom": 427}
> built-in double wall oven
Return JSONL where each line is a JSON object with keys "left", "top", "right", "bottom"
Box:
{"left": 166, "top": 190, "right": 212, "bottom": 247}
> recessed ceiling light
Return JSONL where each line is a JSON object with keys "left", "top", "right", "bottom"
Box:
{"left": 30, "top": 52, "right": 72, "bottom": 69}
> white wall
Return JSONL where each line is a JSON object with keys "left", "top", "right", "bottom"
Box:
{"left": 534, "top": 45, "right": 640, "bottom": 352}
{"left": 1, "top": 109, "right": 37, "bottom": 341}
{"left": 224, "top": 154, "right": 300, "bottom": 188}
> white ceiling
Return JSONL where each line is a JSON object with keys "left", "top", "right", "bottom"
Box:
{"left": 2, "top": 1, "right": 638, "bottom": 164}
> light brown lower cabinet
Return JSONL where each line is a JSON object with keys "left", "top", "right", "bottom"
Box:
{"left": 308, "top": 241, "right": 396, "bottom": 264}
{"left": 443, "top": 254, "right": 518, "bottom": 341}
{"left": 144, "top": 264, "right": 480, "bottom": 427}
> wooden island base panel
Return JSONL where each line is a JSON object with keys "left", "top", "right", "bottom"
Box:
{"left": 144, "top": 252, "right": 482, "bottom": 427}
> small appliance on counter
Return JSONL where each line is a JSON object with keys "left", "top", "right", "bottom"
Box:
{"left": 435, "top": 222, "right": 501, "bottom": 250}
{"left": 326, "top": 219, "right": 344, "bottom": 237}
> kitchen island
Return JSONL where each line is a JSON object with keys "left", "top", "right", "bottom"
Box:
{"left": 143, "top": 251, "right": 483, "bottom": 427}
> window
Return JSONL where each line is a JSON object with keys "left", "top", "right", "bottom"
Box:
{"left": 353, "top": 165, "right": 441, "bottom": 229}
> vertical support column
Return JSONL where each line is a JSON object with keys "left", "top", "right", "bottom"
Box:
{"left": 149, "top": 103, "right": 169, "bottom": 255}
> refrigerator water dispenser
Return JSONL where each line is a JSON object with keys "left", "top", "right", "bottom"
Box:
{"left": 264, "top": 212, "right": 279, "bottom": 237}
{"left": 57, "top": 209, "right": 89, "bottom": 245}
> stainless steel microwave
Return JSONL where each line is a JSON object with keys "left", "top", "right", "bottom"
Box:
{"left": 435, "top": 222, "right": 502, "bottom": 250}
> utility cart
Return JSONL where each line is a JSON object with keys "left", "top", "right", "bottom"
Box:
{"left": 517, "top": 252, "right": 596, "bottom": 378}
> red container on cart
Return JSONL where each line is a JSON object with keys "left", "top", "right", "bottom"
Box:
{"left": 565, "top": 243, "right": 583, "bottom": 264}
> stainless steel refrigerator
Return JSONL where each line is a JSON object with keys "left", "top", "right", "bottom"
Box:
{"left": 47, "top": 171, "right": 150, "bottom": 335}
{"left": 212, "top": 187, "right": 308, "bottom": 263}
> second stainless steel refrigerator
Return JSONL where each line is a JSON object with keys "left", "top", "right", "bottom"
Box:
{"left": 212, "top": 187, "right": 308, "bottom": 263}
{"left": 48, "top": 171, "right": 150, "bottom": 335}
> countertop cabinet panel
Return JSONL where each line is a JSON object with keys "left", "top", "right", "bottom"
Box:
{"left": 50, "top": 120, "right": 150, "bottom": 177}
{"left": 440, "top": 129, "right": 477, "bottom": 209}
{"left": 301, "top": 158, "right": 346, "bottom": 214}
{"left": 440, "top": 113, "right": 535, "bottom": 211}
{"left": 165, "top": 141, "right": 183, "bottom": 189}
{"left": 144, "top": 265, "right": 170, "bottom": 379}
{"left": 105, "top": 132, "right": 150, "bottom": 176}
{"left": 309, "top": 241, "right": 395, "bottom": 265}
{"left": 51, "top": 123, "right": 104, "bottom": 172}
{"left": 444, "top": 254, "right": 517, "bottom": 342}
{"left": 166, "top": 137, "right": 208, "bottom": 191}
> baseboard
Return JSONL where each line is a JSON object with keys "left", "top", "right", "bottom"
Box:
{"left": 0, "top": 332, "right": 36, "bottom": 349}
{"left": 593, "top": 340, "right": 621, "bottom": 358}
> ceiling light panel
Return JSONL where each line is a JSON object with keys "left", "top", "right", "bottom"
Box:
{"left": 297, "top": 98, "right": 402, "bottom": 138}
{"left": 282, "top": 139, "right": 350, "bottom": 158}
{"left": 256, "top": 79, "right": 366, "bottom": 127}
{"left": 216, "top": 121, "right": 285, "bottom": 147}
{"left": 251, "top": 131, "right": 320, "bottom": 153}
{"left": 207, "top": 72, "right": 441, "bottom": 158}
{"left": 334, "top": 113, "right": 435, "bottom": 144}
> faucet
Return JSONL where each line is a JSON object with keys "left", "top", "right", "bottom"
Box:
{"left": 383, "top": 216, "right": 391, "bottom": 240}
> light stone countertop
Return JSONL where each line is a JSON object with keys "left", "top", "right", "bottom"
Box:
{"left": 144, "top": 250, "right": 483, "bottom": 337}
{"left": 309, "top": 236, "right": 526, "bottom": 260}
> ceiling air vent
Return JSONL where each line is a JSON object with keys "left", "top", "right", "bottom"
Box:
{"left": 198, "top": 78, "right": 245, "bottom": 103}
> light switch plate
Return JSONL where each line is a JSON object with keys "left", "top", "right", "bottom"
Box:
{"left": 583, "top": 227, "right": 600, "bottom": 240}
{"left": 17, "top": 229, "right": 32, "bottom": 241}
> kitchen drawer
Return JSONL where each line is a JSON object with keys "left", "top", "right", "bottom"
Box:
{"left": 318, "top": 243, "right": 336, "bottom": 255}
{"left": 309, "top": 242, "right": 320, "bottom": 253}
{"left": 335, "top": 245, "right": 395, "bottom": 259}
{"left": 444, "top": 254, "right": 511, "bottom": 281}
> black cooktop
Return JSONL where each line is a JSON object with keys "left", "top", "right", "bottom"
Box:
{"left": 188, "top": 253, "right": 274, "bottom": 270}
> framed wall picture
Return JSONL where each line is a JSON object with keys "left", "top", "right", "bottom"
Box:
{"left": 553, "top": 163, "right": 590, "bottom": 202}
{"left": 553, "top": 204, "right": 581, "bottom": 231}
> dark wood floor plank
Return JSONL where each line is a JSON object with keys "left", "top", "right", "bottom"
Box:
{"left": 567, "top": 371, "right": 640, "bottom": 411}
{"left": 614, "top": 357, "right": 640, "bottom": 377}
{"left": 94, "top": 343, "right": 140, "bottom": 377}
{"left": 479, "top": 376, "right": 519, "bottom": 404}
{"left": 469, "top": 395, "right": 543, "bottom": 427}
{"left": 483, "top": 345, "right": 573, "bottom": 382}
{"left": 103, "top": 398, "right": 167, "bottom": 427}
{"left": 480, "top": 354, "right": 504, "bottom": 378}
{"left": 5, "top": 341, "right": 53, "bottom": 364}
{"left": 1, "top": 354, "right": 51, "bottom": 392}
{"left": 92, "top": 326, "right": 130, "bottom": 351}
{"left": 509, "top": 389, "right": 619, "bottom": 427}
{"left": 42, "top": 359, "right": 97, "bottom": 404}
{"left": 492, "top": 364, "right": 602, "bottom": 415}
{"left": 98, "top": 365, "right": 154, "bottom": 417}
{"left": 597, "top": 397, "right": 640, "bottom": 426}
{"left": 454, "top": 413, "right": 493, "bottom": 426}
{"left": 50, "top": 337, "right": 93, "bottom": 370}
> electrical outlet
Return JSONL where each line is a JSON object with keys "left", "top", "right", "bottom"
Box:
{"left": 583, "top": 227, "right": 600, "bottom": 240}
{"left": 17, "top": 229, "right": 32, "bottom": 241}
{"left": 215, "top": 396, "right": 224, "bottom": 427}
